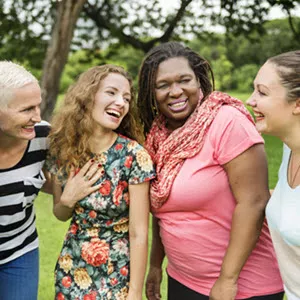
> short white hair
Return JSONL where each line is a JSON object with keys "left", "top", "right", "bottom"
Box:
{"left": 0, "top": 61, "right": 39, "bottom": 107}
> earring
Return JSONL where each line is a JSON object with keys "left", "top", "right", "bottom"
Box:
{"left": 152, "top": 105, "right": 158, "bottom": 115}
{"left": 152, "top": 100, "right": 159, "bottom": 116}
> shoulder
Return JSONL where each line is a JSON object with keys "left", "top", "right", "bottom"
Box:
{"left": 34, "top": 120, "right": 51, "bottom": 138}
{"left": 215, "top": 105, "right": 251, "bottom": 122}
{"left": 210, "top": 104, "right": 257, "bottom": 135}
{"left": 117, "top": 134, "right": 146, "bottom": 153}
{"left": 30, "top": 121, "right": 51, "bottom": 151}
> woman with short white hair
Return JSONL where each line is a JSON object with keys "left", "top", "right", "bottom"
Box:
{"left": 0, "top": 61, "right": 51, "bottom": 300}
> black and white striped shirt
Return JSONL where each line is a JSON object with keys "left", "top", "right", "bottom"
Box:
{"left": 0, "top": 122, "right": 50, "bottom": 264}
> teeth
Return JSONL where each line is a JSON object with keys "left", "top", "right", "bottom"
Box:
{"left": 170, "top": 101, "right": 186, "bottom": 108}
{"left": 254, "top": 113, "right": 264, "bottom": 117}
{"left": 106, "top": 110, "right": 121, "bottom": 118}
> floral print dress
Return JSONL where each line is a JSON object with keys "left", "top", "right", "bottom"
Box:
{"left": 46, "top": 135, "right": 155, "bottom": 300}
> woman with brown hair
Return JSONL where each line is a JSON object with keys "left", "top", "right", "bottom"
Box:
{"left": 46, "top": 64, "right": 155, "bottom": 300}
{"left": 247, "top": 50, "right": 300, "bottom": 300}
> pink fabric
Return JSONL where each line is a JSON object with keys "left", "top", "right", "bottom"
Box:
{"left": 145, "top": 91, "right": 254, "bottom": 209}
{"left": 153, "top": 106, "right": 283, "bottom": 298}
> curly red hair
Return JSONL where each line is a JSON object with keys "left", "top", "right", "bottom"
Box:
{"left": 48, "top": 64, "right": 143, "bottom": 175}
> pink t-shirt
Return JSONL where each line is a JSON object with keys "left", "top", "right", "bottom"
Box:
{"left": 153, "top": 106, "right": 283, "bottom": 298}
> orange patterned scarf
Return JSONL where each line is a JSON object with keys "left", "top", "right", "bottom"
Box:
{"left": 145, "top": 91, "right": 254, "bottom": 209}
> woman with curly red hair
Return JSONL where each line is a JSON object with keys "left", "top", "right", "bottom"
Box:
{"left": 46, "top": 64, "right": 155, "bottom": 299}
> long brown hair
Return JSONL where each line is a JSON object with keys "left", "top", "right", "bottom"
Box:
{"left": 268, "top": 50, "right": 300, "bottom": 102}
{"left": 48, "top": 64, "right": 143, "bottom": 175}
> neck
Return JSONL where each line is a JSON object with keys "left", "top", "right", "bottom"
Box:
{"left": 0, "top": 133, "right": 28, "bottom": 152}
{"left": 280, "top": 125, "right": 300, "bottom": 155}
{"left": 89, "top": 130, "right": 117, "bottom": 154}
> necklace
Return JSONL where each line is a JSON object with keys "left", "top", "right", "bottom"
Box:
{"left": 289, "top": 153, "right": 300, "bottom": 187}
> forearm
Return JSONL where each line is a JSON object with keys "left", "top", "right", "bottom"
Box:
{"left": 53, "top": 201, "right": 74, "bottom": 221}
{"left": 149, "top": 216, "right": 165, "bottom": 268}
{"left": 220, "top": 202, "right": 265, "bottom": 281}
{"left": 129, "top": 231, "right": 148, "bottom": 295}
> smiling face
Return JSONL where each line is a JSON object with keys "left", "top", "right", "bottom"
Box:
{"left": 0, "top": 82, "right": 42, "bottom": 141}
{"left": 155, "top": 57, "right": 200, "bottom": 130}
{"left": 246, "top": 62, "right": 295, "bottom": 137}
{"left": 92, "top": 72, "right": 131, "bottom": 132}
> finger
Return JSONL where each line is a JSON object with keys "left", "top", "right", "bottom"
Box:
{"left": 88, "top": 167, "right": 105, "bottom": 185}
{"left": 89, "top": 182, "right": 103, "bottom": 193}
{"left": 79, "top": 159, "right": 95, "bottom": 176}
{"left": 68, "top": 165, "right": 76, "bottom": 179}
{"left": 146, "top": 283, "right": 154, "bottom": 297}
{"left": 84, "top": 164, "right": 101, "bottom": 181}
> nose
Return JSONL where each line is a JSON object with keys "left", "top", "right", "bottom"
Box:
{"left": 246, "top": 93, "right": 256, "bottom": 107}
{"left": 115, "top": 94, "right": 126, "bottom": 107}
{"left": 169, "top": 83, "right": 183, "bottom": 97}
{"left": 31, "top": 106, "right": 41, "bottom": 123}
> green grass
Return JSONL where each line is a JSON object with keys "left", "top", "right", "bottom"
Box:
{"left": 36, "top": 90, "right": 284, "bottom": 299}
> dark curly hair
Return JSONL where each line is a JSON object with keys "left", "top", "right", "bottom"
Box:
{"left": 137, "top": 41, "right": 215, "bottom": 134}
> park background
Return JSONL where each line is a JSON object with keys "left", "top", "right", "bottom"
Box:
{"left": 1, "top": 0, "right": 300, "bottom": 299}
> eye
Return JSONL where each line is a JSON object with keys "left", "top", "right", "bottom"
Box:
{"left": 258, "top": 90, "right": 266, "bottom": 96}
{"left": 124, "top": 97, "right": 131, "bottom": 103}
{"left": 106, "top": 90, "right": 115, "bottom": 95}
{"left": 156, "top": 83, "right": 168, "bottom": 90}
{"left": 22, "top": 107, "right": 34, "bottom": 112}
{"left": 180, "top": 78, "right": 190, "bottom": 84}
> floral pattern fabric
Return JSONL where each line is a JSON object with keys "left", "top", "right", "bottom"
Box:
{"left": 46, "top": 135, "right": 155, "bottom": 300}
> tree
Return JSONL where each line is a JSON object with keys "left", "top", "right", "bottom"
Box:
{"left": 42, "top": 0, "right": 197, "bottom": 119}
{"left": 40, "top": 0, "right": 87, "bottom": 121}
{"left": 1, "top": 0, "right": 299, "bottom": 119}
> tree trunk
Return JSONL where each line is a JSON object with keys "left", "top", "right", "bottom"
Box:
{"left": 40, "top": 0, "right": 87, "bottom": 121}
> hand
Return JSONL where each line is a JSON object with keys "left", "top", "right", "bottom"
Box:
{"left": 145, "top": 266, "right": 162, "bottom": 300}
{"left": 60, "top": 160, "right": 103, "bottom": 208}
{"left": 209, "top": 276, "right": 237, "bottom": 300}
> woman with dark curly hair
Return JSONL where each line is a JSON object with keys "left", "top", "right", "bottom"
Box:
{"left": 137, "top": 42, "right": 283, "bottom": 300}
{"left": 46, "top": 64, "right": 155, "bottom": 300}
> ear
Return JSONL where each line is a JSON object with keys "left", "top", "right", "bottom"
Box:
{"left": 292, "top": 98, "right": 300, "bottom": 115}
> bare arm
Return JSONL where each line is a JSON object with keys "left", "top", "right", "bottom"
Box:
{"left": 127, "top": 181, "right": 150, "bottom": 300}
{"left": 210, "top": 144, "right": 270, "bottom": 300}
{"left": 145, "top": 216, "right": 165, "bottom": 300}
{"left": 40, "top": 168, "right": 53, "bottom": 194}
{"left": 52, "top": 175, "right": 73, "bottom": 221}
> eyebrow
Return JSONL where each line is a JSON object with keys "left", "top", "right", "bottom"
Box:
{"left": 156, "top": 73, "right": 193, "bottom": 83}
{"left": 105, "top": 86, "right": 131, "bottom": 96}
{"left": 257, "top": 84, "right": 269, "bottom": 90}
{"left": 19, "top": 101, "right": 41, "bottom": 110}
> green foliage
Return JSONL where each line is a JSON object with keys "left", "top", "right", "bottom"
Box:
{"left": 233, "top": 64, "right": 260, "bottom": 92}
{"left": 60, "top": 45, "right": 144, "bottom": 94}
{"left": 211, "top": 54, "right": 234, "bottom": 91}
{"left": 226, "top": 17, "right": 300, "bottom": 68}
{"left": 60, "top": 50, "right": 104, "bottom": 93}
{"left": 0, "top": 0, "right": 53, "bottom": 67}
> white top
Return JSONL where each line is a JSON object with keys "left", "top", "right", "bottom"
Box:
{"left": 266, "top": 144, "right": 300, "bottom": 299}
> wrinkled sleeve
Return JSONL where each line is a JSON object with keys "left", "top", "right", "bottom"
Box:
{"left": 212, "top": 106, "right": 264, "bottom": 165}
